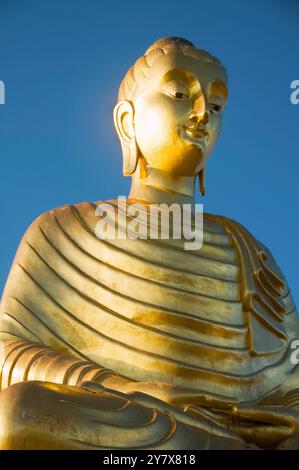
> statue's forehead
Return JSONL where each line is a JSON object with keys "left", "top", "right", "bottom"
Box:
{"left": 142, "top": 53, "right": 227, "bottom": 89}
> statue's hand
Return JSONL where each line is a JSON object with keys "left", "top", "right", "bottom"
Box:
{"left": 79, "top": 380, "right": 250, "bottom": 445}
{"left": 228, "top": 404, "right": 299, "bottom": 448}
{"left": 116, "top": 380, "right": 238, "bottom": 411}
{"left": 79, "top": 374, "right": 238, "bottom": 411}
{"left": 79, "top": 378, "right": 238, "bottom": 412}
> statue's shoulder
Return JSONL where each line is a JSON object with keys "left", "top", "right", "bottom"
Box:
{"left": 206, "top": 212, "right": 296, "bottom": 315}
{"left": 205, "top": 212, "right": 269, "bottom": 250}
{"left": 203, "top": 212, "right": 260, "bottom": 243}
{"left": 25, "top": 201, "right": 101, "bottom": 235}
{"left": 4, "top": 201, "right": 102, "bottom": 285}
{"left": 205, "top": 211, "right": 280, "bottom": 267}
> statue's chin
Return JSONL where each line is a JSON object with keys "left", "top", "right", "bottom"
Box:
{"left": 170, "top": 156, "right": 206, "bottom": 177}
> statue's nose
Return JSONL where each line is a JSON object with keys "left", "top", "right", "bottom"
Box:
{"left": 189, "top": 111, "right": 209, "bottom": 125}
{"left": 189, "top": 94, "right": 209, "bottom": 125}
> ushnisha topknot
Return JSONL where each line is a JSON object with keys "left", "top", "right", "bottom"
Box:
{"left": 145, "top": 36, "right": 195, "bottom": 53}
{"left": 118, "top": 36, "right": 227, "bottom": 102}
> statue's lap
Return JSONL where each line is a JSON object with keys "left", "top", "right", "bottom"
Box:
{"left": 0, "top": 381, "right": 250, "bottom": 450}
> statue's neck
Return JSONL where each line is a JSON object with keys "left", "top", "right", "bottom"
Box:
{"left": 128, "top": 163, "right": 196, "bottom": 206}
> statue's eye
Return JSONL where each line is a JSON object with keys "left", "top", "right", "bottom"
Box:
{"left": 210, "top": 103, "right": 222, "bottom": 113}
{"left": 175, "top": 92, "right": 187, "bottom": 99}
{"left": 209, "top": 95, "right": 224, "bottom": 114}
{"left": 162, "top": 80, "right": 190, "bottom": 100}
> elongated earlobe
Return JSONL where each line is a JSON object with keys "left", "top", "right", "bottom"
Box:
{"left": 123, "top": 139, "right": 139, "bottom": 176}
{"left": 199, "top": 167, "right": 206, "bottom": 196}
{"left": 113, "top": 100, "right": 139, "bottom": 176}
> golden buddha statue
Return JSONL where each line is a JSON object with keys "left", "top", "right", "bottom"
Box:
{"left": 1, "top": 37, "right": 299, "bottom": 450}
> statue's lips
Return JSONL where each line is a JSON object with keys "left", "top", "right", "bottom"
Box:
{"left": 183, "top": 125, "right": 209, "bottom": 142}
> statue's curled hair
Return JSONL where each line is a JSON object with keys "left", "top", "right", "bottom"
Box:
{"left": 118, "top": 37, "right": 227, "bottom": 102}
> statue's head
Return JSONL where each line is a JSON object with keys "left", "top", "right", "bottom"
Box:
{"left": 114, "top": 37, "right": 228, "bottom": 182}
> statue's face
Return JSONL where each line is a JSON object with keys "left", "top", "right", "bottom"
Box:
{"left": 132, "top": 54, "right": 228, "bottom": 176}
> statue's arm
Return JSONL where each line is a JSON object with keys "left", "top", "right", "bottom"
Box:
{"left": 0, "top": 209, "right": 195, "bottom": 403}
{"left": 0, "top": 338, "right": 130, "bottom": 392}
{"left": 223, "top": 244, "right": 299, "bottom": 449}
{"left": 0, "top": 338, "right": 240, "bottom": 410}
{"left": 260, "top": 242, "right": 299, "bottom": 333}
{"left": 0, "top": 210, "right": 131, "bottom": 393}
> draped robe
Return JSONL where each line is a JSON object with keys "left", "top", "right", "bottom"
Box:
{"left": 0, "top": 201, "right": 299, "bottom": 449}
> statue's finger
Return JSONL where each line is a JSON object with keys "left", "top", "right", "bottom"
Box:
{"left": 229, "top": 423, "right": 292, "bottom": 447}
{"left": 171, "top": 392, "right": 238, "bottom": 409}
{"left": 236, "top": 405, "right": 296, "bottom": 426}
{"left": 79, "top": 381, "right": 106, "bottom": 392}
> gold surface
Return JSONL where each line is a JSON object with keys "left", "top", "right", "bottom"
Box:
{"left": 0, "top": 37, "right": 299, "bottom": 450}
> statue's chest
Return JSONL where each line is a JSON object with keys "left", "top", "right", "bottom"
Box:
{"left": 29, "top": 203, "right": 288, "bottom": 400}
{"left": 98, "top": 223, "right": 248, "bottom": 354}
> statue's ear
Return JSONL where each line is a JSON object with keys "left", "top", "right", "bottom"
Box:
{"left": 113, "top": 100, "right": 139, "bottom": 176}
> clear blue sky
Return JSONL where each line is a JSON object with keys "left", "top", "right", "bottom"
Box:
{"left": 0, "top": 0, "right": 298, "bottom": 304}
